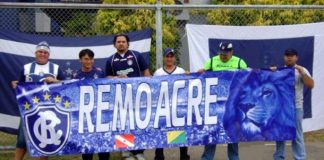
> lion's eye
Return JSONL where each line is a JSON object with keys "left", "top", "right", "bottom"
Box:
{"left": 240, "top": 91, "right": 246, "bottom": 99}
{"left": 262, "top": 88, "right": 272, "bottom": 97}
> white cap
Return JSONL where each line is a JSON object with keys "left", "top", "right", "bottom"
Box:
{"left": 36, "top": 41, "right": 50, "bottom": 53}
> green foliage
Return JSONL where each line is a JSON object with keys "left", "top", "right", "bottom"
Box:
{"left": 208, "top": 0, "right": 324, "bottom": 25}
{"left": 62, "top": 10, "right": 97, "bottom": 36}
{"left": 94, "top": 0, "right": 179, "bottom": 71}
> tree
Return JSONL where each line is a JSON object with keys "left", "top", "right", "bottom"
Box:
{"left": 207, "top": 0, "right": 324, "bottom": 26}
{"left": 62, "top": 10, "right": 97, "bottom": 36}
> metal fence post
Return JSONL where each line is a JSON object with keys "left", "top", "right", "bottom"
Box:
{"left": 155, "top": 0, "right": 163, "bottom": 69}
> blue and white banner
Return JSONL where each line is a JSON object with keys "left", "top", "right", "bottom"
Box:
{"left": 16, "top": 69, "right": 296, "bottom": 157}
{"left": 0, "top": 29, "right": 152, "bottom": 134}
{"left": 186, "top": 23, "right": 324, "bottom": 132}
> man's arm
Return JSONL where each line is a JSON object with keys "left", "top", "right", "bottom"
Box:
{"left": 105, "top": 57, "right": 115, "bottom": 78}
{"left": 295, "top": 65, "right": 314, "bottom": 89}
{"left": 143, "top": 69, "right": 151, "bottom": 77}
{"left": 197, "top": 68, "right": 206, "bottom": 73}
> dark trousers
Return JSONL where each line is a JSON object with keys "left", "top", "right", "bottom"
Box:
{"left": 82, "top": 152, "right": 110, "bottom": 160}
{"left": 155, "top": 147, "right": 190, "bottom": 160}
{"left": 130, "top": 149, "right": 145, "bottom": 155}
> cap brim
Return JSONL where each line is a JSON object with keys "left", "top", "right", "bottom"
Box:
{"left": 164, "top": 52, "right": 175, "bottom": 56}
{"left": 218, "top": 51, "right": 231, "bottom": 54}
{"left": 284, "top": 53, "right": 297, "bottom": 56}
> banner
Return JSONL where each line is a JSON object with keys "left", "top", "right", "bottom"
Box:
{"left": 186, "top": 23, "right": 324, "bottom": 132}
{"left": 16, "top": 69, "right": 296, "bottom": 157}
{"left": 0, "top": 29, "right": 152, "bottom": 134}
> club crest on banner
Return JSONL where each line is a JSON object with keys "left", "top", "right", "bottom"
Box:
{"left": 24, "top": 104, "right": 70, "bottom": 155}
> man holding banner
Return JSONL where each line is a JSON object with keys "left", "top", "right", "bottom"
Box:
{"left": 272, "top": 49, "right": 314, "bottom": 160}
{"left": 12, "top": 41, "right": 65, "bottom": 160}
{"left": 153, "top": 48, "right": 190, "bottom": 160}
{"left": 73, "top": 49, "right": 109, "bottom": 160}
{"left": 105, "top": 34, "right": 151, "bottom": 160}
{"left": 198, "top": 42, "right": 247, "bottom": 160}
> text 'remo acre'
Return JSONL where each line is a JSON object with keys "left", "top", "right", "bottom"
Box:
{"left": 78, "top": 73, "right": 221, "bottom": 133}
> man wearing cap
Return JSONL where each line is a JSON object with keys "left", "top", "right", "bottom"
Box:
{"left": 272, "top": 49, "right": 314, "bottom": 160}
{"left": 11, "top": 41, "right": 65, "bottom": 160}
{"left": 105, "top": 34, "right": 151, "bottom": 160}
{"left": 153, "top": 48, "right": 190, "bottom": 160}
{"left": 198, "top": 42, "right": 247, "bottom": 160}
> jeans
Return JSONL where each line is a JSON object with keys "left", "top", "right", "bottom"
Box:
{"left": 201, "top": 143, "right": 239, "bottom": 160}
{"left": 16, "top": 121, "right": 26, "bottom": 148}
{"left": 273, "top": 108, "right": 306, "bottom": 160}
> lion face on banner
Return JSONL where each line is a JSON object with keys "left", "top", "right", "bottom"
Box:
{"left": 223, "top": 69, "right": 296, "bottom": 141}
{"left": 237, "top": 82, "right": 281, "bottom": 135}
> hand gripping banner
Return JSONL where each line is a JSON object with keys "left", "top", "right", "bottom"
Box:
{"left": 16, "top": 68, "right": 296, "bottom": 156}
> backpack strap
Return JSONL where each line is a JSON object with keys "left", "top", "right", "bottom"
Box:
{"left": 238, "top": 58, "right": 241, "bottom": 69}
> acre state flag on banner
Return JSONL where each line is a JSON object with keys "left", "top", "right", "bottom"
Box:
{"left": 167, "top": 131, "right": 186, "bottom": 145}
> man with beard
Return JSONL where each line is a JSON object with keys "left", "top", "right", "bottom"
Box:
{"left": 105, "top": 34, "right": 151, "bottom": 160}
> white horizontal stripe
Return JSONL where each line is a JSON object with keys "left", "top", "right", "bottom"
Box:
{"left": 0, "top": 113, "right": 20, "bottom": 129}
{"left": 0, "top": 38, "right": 151, "bottom": 60}
{"left": 115, "top": 135, "right": 134, "bottom": 147}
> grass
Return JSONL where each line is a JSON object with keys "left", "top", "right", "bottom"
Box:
{"left": 1, "top": 130, "right": 324, "bottom": 159}
{"left": 304, "top": 129, "right": 324, "bottom": 142}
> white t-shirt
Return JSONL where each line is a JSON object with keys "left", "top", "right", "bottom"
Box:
{"left": 295, "top": 66, "right": 312, "bottom": 108}
{"left": 154, "top": 66, "right": 185, "bottom": 76}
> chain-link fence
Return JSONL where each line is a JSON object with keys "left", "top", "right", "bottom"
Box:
{"left": 1, "top": 2, "right": 324, "bottom": 152}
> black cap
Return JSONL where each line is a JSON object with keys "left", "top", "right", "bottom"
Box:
{"left": 218, "top": 42, "right": 233, "bottom": 54}
{"left": 284, "top": 48, "right": 298, "bottom": 56}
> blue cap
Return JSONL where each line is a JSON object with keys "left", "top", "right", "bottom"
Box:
{"left": 218, "top": 42, "right": 233, "bottom": 54}
{"left": 163, "top": 48, "right": 175, "bottom": 56}
{"left": 36, "top": 41, "right": 50, "bottom": 53}
{"left": 284, "top": 48, "right": 298, "bottom": 56}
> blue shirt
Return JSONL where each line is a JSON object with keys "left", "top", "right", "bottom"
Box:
{"left": 105, "top": 50, "right": 149, "bottom": 77}
{"left": 73, "top": 67, "right": 104, "bottom": 79}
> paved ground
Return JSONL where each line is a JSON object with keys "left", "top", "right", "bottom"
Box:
{"left": 1, "top": 131, "right": 324, "bottom": 160}
{"left": 1, "top": 141, "right": 323, "bottom": 160}
{"left": 142, "top": 141, "right": 324, "bottom": 160}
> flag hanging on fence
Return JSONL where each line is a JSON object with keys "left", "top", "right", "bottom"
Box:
{"left": 0, "top": 29, "right": 152, "bottom": 134}
{"left": 186, "top": 23, "right": 324, "bottom": 132}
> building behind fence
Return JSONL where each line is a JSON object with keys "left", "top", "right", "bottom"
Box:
{"left": 1, "top": 0, "right": 324, "bottom": 149}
